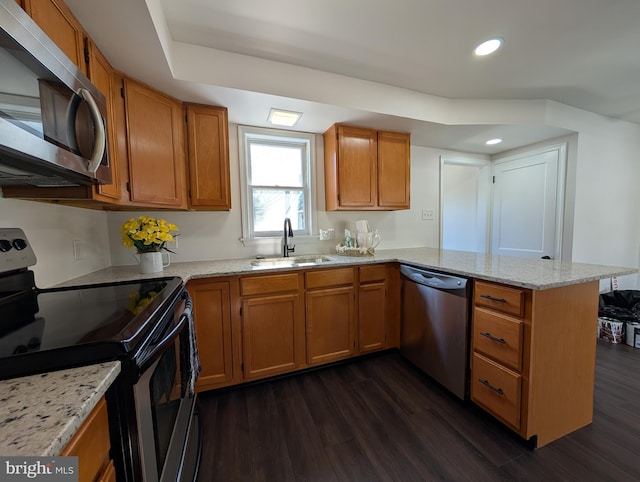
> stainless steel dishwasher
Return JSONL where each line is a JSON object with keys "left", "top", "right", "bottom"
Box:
{"left": 400, "top": 265, "right": 470, "bottom": 399}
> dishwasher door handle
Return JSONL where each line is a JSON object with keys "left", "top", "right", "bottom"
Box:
{"left": 400, "top": 265, "right": 467, "bottom": 290}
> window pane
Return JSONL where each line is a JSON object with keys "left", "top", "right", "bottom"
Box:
{"left": 252, "top": 188, "right": 305, "bottom": 233}
{"left": 249, "top": 143, "right": 303, "bottom": 187}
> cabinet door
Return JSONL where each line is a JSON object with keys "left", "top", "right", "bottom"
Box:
{"left": 22, "top": 0, "right": 86, "bottom": 72}
{"left": 188, "top": 280, "right": 233, "bottom": 391}
{"left": 60, "top": 397, "right": 112, "bottom": 482}
{"left": 359, "top": 281, "right": 386, "bottom": 353}
{"left": 241, "top": 293, "right": 304, "bottom": 380}
{"left": 186, "top": 104, "right": 231, "bottom": 210}
{"left": 377, "top": 130, "right": 410, "bottom": 209}
{"left": 86, "top": 40, "right": 122, "bottom": 202}
{"left": 97, "top": 461, "right": 116, "bottom": 482}
{"left": 123, "top": 78, "right": 187, "bottom": 207}
{"left": 336, "top": 125, "right": 377, "bottom": 208}
{"left": 306, "top": 286, "right": 355, "bottom": 365}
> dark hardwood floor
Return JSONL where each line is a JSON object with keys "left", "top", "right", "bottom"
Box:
{"left": 197, "top": 340, "right": 640, "bottom": 481}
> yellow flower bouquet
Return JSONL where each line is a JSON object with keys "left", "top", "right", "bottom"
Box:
{"left": 121, "top": 216, "right": 179, "bottom": 253}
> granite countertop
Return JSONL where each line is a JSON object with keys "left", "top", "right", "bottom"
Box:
{"left": 7, "top": 248, "right": 632, "bottom": 456}
{"left": 0, "top": 362, "right": 121, "bottom": 456}
{"left": 57, "top": 247, "right": 636, "bottom": 290}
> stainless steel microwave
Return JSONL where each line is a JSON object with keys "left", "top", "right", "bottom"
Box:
{"left": 0, "top": 0, "right": 111, "bottom": 187}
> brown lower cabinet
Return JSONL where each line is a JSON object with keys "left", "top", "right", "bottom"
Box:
{"left": 187, "top": 279, "right": 233, "bottom": 392}
{"left": 358, "top": 264, "right": 387, "bottom": 353}
{"left": 188, "top": 263, "right": 400, "bottom": 392}
{"left": 240, "top": 272, "right": 306, "bottom": 381}
{"left": 470, "top": 279, "right": 600, "bottom": 447}
{"left": 305, "top": 267, "right": 356, "bottom": 365}
{"left": 60, "top": 396, "right": 115, "bottom": 482}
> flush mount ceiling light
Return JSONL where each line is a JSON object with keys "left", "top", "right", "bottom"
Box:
{"left": 486, "top": 138, "right": 503, "bottom": 145}
{"left": 267, "top": 108, "right": 303, "bottom": 127}
{"left": 474, "top": 37, "right": 503, "bottom": 56}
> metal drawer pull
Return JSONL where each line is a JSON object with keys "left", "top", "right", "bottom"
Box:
{"left": 480, "top": 294, "right": 507, "bottom": 303}
{"left": 479, "top": 378, "right": 504, "bottom": 395}
{"left": 479, "top": 332, "right": 506, "bottom": 344}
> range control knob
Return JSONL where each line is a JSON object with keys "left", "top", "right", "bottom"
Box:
{"left": 0, "top": 239, "right": 12, "bottom": 252}
{"left": 12, "top": 238, "right": 28, "bottom": 250}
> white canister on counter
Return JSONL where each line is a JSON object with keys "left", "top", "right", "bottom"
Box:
{"left": 624, "top": 322, "right": 640, "bottom": 348}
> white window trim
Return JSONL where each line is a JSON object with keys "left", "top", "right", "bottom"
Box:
{"left": 238, "top": 125, "right": 317, "bottom": 248}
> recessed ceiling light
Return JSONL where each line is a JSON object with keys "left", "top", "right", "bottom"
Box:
{"left": 474, "top": 38, "right": 503, "bottom": 56}
{"left": 267, "top": 108, "right": 303, "bottom": 127}
{"left": 486, "top": 138, "right": 503, "bottom": 145}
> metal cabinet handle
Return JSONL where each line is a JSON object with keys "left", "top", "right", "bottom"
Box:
{"left": 480, "top": 294, "right": 507, "bottom": 303}
{"left": 479, "top": 331, "right": 506, "bottom": 344}
{"left": 479, "top": 378, "right": 504, "bottom": 395}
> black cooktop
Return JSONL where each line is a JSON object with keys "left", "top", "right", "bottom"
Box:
{"left": 0, "top": 276, "right": 184, "bottom": 380}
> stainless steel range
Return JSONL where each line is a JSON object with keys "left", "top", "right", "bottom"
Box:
{"left": 0, "top": 228, "right": 201, "bottom": 482}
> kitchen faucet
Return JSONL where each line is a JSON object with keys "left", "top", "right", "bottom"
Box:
{"left": 283, "top": 217, "right": 295, "bottom": 257}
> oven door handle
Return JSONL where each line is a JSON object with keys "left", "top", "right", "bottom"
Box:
{"left": 137, "top": 311, "right": 187, "bottom": 373}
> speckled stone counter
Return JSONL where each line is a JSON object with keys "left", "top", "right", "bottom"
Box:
{"left": 57, "top": 247, "right": 636, "bottom": 290}
{"left": 0, "top": 362, "right": 120, "bottom": 456}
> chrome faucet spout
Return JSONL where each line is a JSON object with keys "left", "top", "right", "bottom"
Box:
{"left": 283, "top": 218, "right": 295, "bottom": 257}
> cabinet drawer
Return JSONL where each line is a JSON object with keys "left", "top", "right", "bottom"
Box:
{"left": 241, "top": 273, "right": 299, "bottom": 296}
{"left": 473, "top": 307, "right": 523, "bottom": 371}
{"left": 359, "top": 264, "right": 386, "bottom": 283}
{"left": 306, "top": 267, "right": 355, "bottom": 289}
{"left": 471, "top": 353, "right": 521, "bottom": 430}
{"left": 474, "top": 281, "right": 525, "bottom": 317}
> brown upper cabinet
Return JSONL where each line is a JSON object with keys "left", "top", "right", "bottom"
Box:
{"left": 85, "top": 40, "right": 122, "bottom": 202}
{"left": 185, "top": 104, "right": 231, "bottom": 210}
{"left": 21, "top": 0, "right": 87, "bottom": 73}
{"left": 122, "top": 78, "right": 187, "bottom": 208}
{"left": 7, "top": 0, "right": 232, "bottom": 212}
{"left": 323, "top": 124, "right": 410, "bottom": 211}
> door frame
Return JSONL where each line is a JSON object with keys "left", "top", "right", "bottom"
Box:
{"left": 490, "top": 143, "right": 567, "bottom": 261}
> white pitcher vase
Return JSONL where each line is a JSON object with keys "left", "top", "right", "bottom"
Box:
{"left": 134, "top": 251, "right": 170, "bottom": 274}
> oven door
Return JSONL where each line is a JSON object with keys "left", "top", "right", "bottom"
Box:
{"left": 132, "top": 294, "right": 201, "bottom": 482}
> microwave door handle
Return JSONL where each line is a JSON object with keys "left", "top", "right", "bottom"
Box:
{"left": 78, "top": 88, "right": 106, "bottom": 174}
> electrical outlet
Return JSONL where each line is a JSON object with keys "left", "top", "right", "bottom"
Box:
{"left": 422, "top": 209, "right": 434, "bottom": 221}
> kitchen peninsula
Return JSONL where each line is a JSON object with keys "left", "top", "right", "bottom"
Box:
{"left": 7, "top": 248, "right": 636, "bottom": 455}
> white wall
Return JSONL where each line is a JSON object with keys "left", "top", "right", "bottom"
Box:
{"left": 571, "top": 119, "right": 640, "bottom": 290}
{"left": 3, "top": 113, "right": 639, "bottom": 292}
{"left": 0, "top": 196, "right": 111, "bottom": 287}
{"left": 106, "top": 128, "right": 456, "bottom": 266}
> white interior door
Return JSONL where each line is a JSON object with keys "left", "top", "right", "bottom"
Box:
{"left": 491, "top": 145, "right": 565, "bottom": 259}
{"left": 440, "top": 157, "right": 491, "bottom": 252}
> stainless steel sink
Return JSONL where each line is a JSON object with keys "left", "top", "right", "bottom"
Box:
{"left": 250, "top": 255, "right": 333, "bottom": 269}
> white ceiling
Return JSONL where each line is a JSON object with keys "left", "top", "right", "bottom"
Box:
{"left": 65, "top": 0, "right": 640, "bottom": 155}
